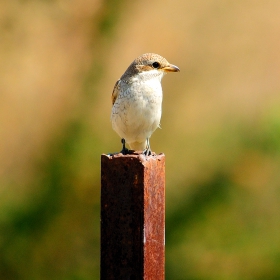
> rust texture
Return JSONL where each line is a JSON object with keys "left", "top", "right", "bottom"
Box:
{"left": 101, "top": 152, "right": 165, "bottom": 280}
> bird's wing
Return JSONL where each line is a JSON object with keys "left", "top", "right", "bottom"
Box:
{"left": 111, "top": 79, "right": 121, "bottom": 105}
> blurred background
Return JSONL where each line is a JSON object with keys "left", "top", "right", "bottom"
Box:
{"left": 1, "top": 0, "right": 280, "bottom": 279}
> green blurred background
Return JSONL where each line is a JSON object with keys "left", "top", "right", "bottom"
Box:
{"left": 1, "top": 0, "right": 280, "bottom": 279}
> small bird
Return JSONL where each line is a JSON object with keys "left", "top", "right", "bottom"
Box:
{"left": 111, "top": 53, "right": 180, "bottom": 155}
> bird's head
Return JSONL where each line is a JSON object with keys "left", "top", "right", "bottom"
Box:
{"left": 121, "top": 53, "right": 180, "bottom": 81}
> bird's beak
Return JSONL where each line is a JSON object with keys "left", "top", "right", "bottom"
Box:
{"left": 162, "top": 64, "right": 180, "bottom": 72}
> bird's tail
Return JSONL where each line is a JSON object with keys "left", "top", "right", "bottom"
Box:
{"left": 128, "top": 141, "right": 147, "bottom": 151}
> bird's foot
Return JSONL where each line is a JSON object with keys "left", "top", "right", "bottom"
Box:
{"left": 142, "top": 138, "right": 152, "bottom": 156}
{"left": 142, "top": 148, "right": 152, "bottom": 156}
{"left": 120, "top": 138, "right": 129, "bottom": 155}
{"left": 120, "top": 147, "right": 129, "bottom": 155}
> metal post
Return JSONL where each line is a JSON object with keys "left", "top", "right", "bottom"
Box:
{"left": 101, "top": 152, "right": 165, "bottom": 280}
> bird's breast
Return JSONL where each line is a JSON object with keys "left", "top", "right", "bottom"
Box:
{"left": 111, "top": 78, "right": 163, "bottom": 143}
{"left": 127, "top": 80, "right": 162, "bottom": 123}
{"left": 132, "top": 78, "right": 162, "bottom": 101}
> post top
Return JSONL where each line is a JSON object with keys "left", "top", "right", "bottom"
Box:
{"left": 101, "top": 151, "right": 165, "bottom": 163}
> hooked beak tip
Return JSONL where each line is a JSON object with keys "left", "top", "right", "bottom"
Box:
{"left": 162, "top": 64, "right": 180, "bottom": 72}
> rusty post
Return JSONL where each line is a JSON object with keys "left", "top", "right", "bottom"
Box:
{"left": 101, "top": 152, "right": 165, "bottom": 280}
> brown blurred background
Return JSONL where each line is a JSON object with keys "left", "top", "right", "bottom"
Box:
{"left": 1, "top": 0, "right": 280, "bottom": 279}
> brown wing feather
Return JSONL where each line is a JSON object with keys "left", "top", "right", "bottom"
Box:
{"left": 111, "top": 79, "right": 121, "bottom": 105}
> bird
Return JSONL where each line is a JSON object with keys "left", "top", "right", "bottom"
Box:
{"left": 111, "top": 53, "right": 180, "bottom": 155}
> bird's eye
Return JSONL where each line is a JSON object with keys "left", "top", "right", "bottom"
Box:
{"left": 152, "top": 62, "right": 160, "bottom": 69}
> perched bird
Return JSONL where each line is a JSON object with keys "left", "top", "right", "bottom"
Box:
{"left": 111, "top": 53, "right": 180, "bottom": 155}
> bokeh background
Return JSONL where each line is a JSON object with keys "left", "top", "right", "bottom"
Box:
{"left": 1, "top": 0, "right": 280, "bottom": 279}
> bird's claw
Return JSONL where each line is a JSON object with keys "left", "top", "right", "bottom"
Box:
{"left": 142, "top": 148, "right": 152, "bottom": 156}
{"left": 120, "top": 148, "right": 129, "bottom": 155}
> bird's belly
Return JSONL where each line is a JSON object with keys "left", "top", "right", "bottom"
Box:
{"left": 128, "top": 94, "right": 162, "bottom": 135}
